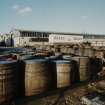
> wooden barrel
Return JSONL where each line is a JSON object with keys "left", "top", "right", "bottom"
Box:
{"left": 72, "top": 56, "right": 90, "bottom": 81}
{"left": 61, "top": 47, "right": 68, "bottom": 54}
{"left": 0, "top": 60, "right": 17, "bottom": 105}
{"left": 83, "top": 47, "right": 94, "bottom": 57}
{"left": 67, "top": 48, "right": 74, "bottom": 54}
{"left": 78, "top": 48, "right": 84, "bottom": 56}
{"left": 45, "top": 46, "right": 51, "bottom": 51}
{"left": 25, "top": 59, "right": 51, "bottom": 96}
{"left": 53, "top": 60, "right": 72, "bottom": 88}
{"left": 89, "top": 58, "right": 102, "bottom": 79}
{"left": 74, "top": 49, "right": 79, "bottom": 56}
{"left": 94, "top": 50, "right": 104, "bottom": 59}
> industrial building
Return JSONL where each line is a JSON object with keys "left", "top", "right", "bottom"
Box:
{"left": 83, "top": 35, "right": 105, "bottom": 46}
{"left": 10, "top": 29, "right": 49, "bottom": 47}
{"left": 10, "top": 29, "right": 105, "bottom": 47}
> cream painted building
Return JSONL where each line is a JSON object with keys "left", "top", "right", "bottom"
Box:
{"left": 10, "top": 29, "right": 105, "bottom": 47}
{"left": 49, "top": 34, "right": 83, "bottom": 44}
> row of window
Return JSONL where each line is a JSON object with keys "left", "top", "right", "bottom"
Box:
{"left": 73, "top": 37, "right": 83, "bottom": 40}
{"left": 54, "top": 36, "right": 65, "bottom": 40}
{"left": 20, "top": 32, "right": 48, "bottom": 38}
{"left": 84, "top": 35, "right": 105, "bottom": 39}
{"left": 29, "top": 38, "right": 49, "bottom": 42}
{"left": 19, "top": 31, "right": 105, "bottom": 40}
{"left": 53, "top": 36, "right": 82, "bottom": 40}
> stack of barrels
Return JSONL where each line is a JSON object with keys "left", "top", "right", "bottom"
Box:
{"left": 0, "top": 51, "right": 104, "bottom": 104}
{"left": 24, "top": 59, "right": 72, "bottom": 95}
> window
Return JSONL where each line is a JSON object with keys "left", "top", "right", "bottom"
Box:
{"left": 43, "top": 33, "right": 48, "bottom": 37}
{"left": 37, "top": 32, "right": 42, "bottom": 37}
{"left": 33, "top": 32, "right": 36, "bottom": 37}
{"left": 29, "top": 38, "right": 48, "bottom": 42}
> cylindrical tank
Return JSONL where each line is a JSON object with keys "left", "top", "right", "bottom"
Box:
{"left": 73, "top": 46, "right": 79, "bottom": 55}
{"left": 67, "top": 47, "right": 74, "bottom": 54}
{"left": 25, "top": 59, "right": 51, "bottom": 96}
{"left": 74, "top": 49, "right": 79, "bottom": 56}
{"left": 61, "top": 47, "right": 68, "bottom": 54}
{"left": 89, "top": 58, "right": 102, "bottom": 79}
{"left": 0, "top": 60, "right": 17, "bottom": 105}
{"left": 53, "top": 60, "right": 72, "bottom": 88}
{"left": 78, "top": 48, "right": 84, "bottom": 56}
{"left": 72, "top": 56, "right": 90, "bottom": 81}
{"left": 83, "top": 46, "right": 94, "bottom": 58}
{"left": 94, "top": 50, "right": 104, "bottom": 59}
{"left": 45, "top": 46, "right": 51, "bottom": 51}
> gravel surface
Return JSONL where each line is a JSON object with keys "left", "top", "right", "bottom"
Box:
{"left": 14, "top": 80, "right": 105, "bottom": 105}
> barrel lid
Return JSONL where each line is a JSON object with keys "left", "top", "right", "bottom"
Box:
{"left": 53, "top": 60, "right": 71, "bottom": 64}
{"left": 50, "top": 55, "right": 59, "bottom": 58}
{"left": 45, "top": 57, "right": 50, "bottom": 60}
{"left": 72, "top": 56, "right": 88, "bottom": 58}
{"left": 0, "top": 60, "right": 16, "bottom": 64}
{"left": 62, "top": 55, "right": 72, "bottom": 59}
{"left": 25, "top": 59, "right": 48, "bottom": 64}
{"left": 21, "top": 55, "right": 34, "bottom": 60}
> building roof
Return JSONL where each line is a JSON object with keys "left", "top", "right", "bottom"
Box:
{"left": 12, "top": 28, "right": 105, "bottom": 37}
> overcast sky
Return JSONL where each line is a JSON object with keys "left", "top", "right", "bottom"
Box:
{"left": 0, "top": 0, "right": 105, "bottom": 34}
